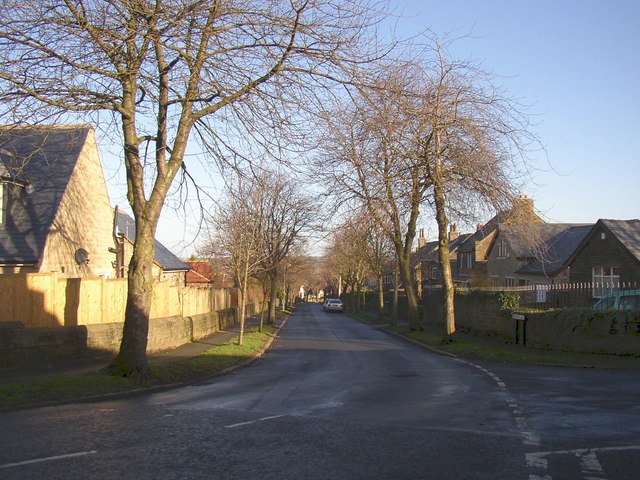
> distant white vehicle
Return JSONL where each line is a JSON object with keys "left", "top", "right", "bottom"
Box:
{"left": 323, "top": 298, "right": 344, "bottom": 313}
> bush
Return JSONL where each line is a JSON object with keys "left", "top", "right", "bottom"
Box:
{"left": 499, "top": 291, "right": 520, "bottom": 313}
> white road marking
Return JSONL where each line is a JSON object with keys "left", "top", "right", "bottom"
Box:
{"left": 0, "top": 450, "right": 97, "bottom": 469}
{"left": 526, "top": 444, "right": 640, "bottom": 480}
{"left": 225, "top": 414, "right": 285, "bottom": 429}
{"left": 456, "top": 358, "right": 541, "bottom": 447}
{"left": 579, "top": 450, "right": 607, "bottom": 479}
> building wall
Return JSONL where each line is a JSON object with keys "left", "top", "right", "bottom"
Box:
{"left": 569, "top": 224, "right": 640, "bottom": 284}
{"left": 39, "top": 128, "right": 115, "bottom": 278}
{"left": 486, "top": 233, "right": 525, "bottom": 285}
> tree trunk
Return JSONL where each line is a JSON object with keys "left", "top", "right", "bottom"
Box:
{"left": 268, "top": 272, "right": 278, "bottom": 323}
{"left": 259, "top": 282, "right": 269, "bottom": 332}
{"left": 397, "top": 251, "right": 421, "bottom": 330}
{"left": 377, "top": 274, "right": 385, "bottom": 322}
{"left": 391, "top": 260, "right": 398, "bottom": 326}
{"left": 239, "top": 283, "right": 246, "bottom": 345}
{"left": 433, "top": 124, "right": 456, "bottom": 339}
{"left": 435, "top": 196, "right": 455, "bottom": 338}
{"left": 107, "top": 224, "right": 156, "bottom": 380}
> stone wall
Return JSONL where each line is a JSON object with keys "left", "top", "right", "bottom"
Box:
{"left": 0, "top": 306, "right": 252, "bottom": 369}
{"left": 422, "top": 290, "right": 640, "bottom": 356}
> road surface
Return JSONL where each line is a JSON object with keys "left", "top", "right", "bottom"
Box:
{"left": 1, "top": 302, "right": 639, "bottom": 479}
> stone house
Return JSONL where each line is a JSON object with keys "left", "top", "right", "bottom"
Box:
{"left": 412, "top": 226, "right": 471, "bottom": 294}
{"left": 455, "top": 196, "right": 544, "bottom": 286}
{"left": 0, "top": 125, "right": 115, "bottom": 276}
{"left": 485, "top": 223, "right": 592, "bottom": 287}
{"left": 565, "top": 219, "right": 640, "bottom": 297}
{"left": 115, "top": 210, "right": 189, "bottom": 286}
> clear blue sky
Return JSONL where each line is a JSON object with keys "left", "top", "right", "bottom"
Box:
{"left": 395, "top": 0, "right": 640, "bottom": 227}
{"left": 104, "top": 0, "right": 640, "bottom": 256}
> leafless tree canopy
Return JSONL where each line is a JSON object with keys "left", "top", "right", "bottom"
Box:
{"left": 0, "top": 0, "right": 391, "bottom": 376}
{"left": 316, "top": 36, "right": 541, "bottom": 330}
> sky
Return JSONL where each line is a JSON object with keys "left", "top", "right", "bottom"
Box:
{"left": 395, "top": 0, "right": 640, "bottom": 226}
{"left": 102, "top": 0, "right": 640, "bottom": 257}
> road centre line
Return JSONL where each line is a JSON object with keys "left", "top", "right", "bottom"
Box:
{"left": 225, "top": 414, "right": 285, "bottom": 429}
{"left": 0, "top": 450, "right": 98, "bottom": 469}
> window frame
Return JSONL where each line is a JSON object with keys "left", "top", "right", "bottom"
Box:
{"left": 592, "top": 266, "right": 620, "bottom": 298}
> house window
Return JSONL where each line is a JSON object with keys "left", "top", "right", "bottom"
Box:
{"left": 460, "top": 252, "right": 473, "bottom": 270}
{"left": 505, "top": 277, "right": 518, "bottom": 287}
{"left": 497, "top": 238, "right": 508, "bottom": 258}
{"left": 592, "top": 266, "right": 620, "bottom": 298}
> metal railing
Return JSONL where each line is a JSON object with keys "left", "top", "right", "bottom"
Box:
{"left": 428, "top": 282, "right": 640, "bottom": 310}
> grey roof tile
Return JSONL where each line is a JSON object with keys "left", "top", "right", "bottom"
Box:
{"left": 600, "top": 219, "right": 640, "bottom": 263}
{"left": 115, "top": 211, "right": 189, "bottom": 272}
{"left": 0, "top": 126, "right": 90, "bottom": 264}
{"left": 507, "top": 223, "right": 593, "bottom": 276}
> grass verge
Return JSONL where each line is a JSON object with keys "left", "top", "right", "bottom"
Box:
{"left": 353, "top": 312, "right": 640, "bottom": 369}
{"left": 0, "top": 326, "right": 276, "bottom": 411}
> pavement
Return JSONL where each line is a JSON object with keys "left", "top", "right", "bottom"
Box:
{"left": 0, "top": 315, "right": 269, "bottom": 386}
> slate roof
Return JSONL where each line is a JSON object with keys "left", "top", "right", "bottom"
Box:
{"left": 497, "top": 223, "right": 593, "bottom": 276}
{"left": 417, "top": 234, "right": 474, "bottom": 263}
{"left": 458, "top": 203, "right": 544, "bottom": 254}
{"left": 115, "top": 210, "right": 189, "bottom": 272}
{"left": 599, "top": 219, "right": 640, "bottom": 263}
{"left": 410, "top": 240, "right": 439, "bottom": 269}
{"left": 0, "top": 125, "right": 91, "bottom": 265}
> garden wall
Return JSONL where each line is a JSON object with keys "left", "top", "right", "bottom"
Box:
{"left": 422, "top": 290, "right": 640, "bottom": 356}
{"left": 0, "top": 305, "right": 261, "bottom": 369}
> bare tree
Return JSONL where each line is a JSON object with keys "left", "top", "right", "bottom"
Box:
{"left": 359, "top": 213, "right": 394, "bottom": 320}
{"left": 259, "top": 172, "right": 317, "bottom": 323}
{"left": 324, "top": 211, "right": 392, "bottom": 315}
{"left": 318, "top": 37, "right": 539, "bottom": 333}
{"left": 402, "top": 38, "right": 539, "bottom": 339}
{"left": 0, "top": 0, "right": 388, "bottom": 378}
{"left": 207, "top": 174, "right": 268, "bottom": 345}
{"left": 318, "top": 68, "right": 430, "bottom": 330}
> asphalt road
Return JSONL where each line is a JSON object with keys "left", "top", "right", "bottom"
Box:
{"left": 1, "top": 302, "right": 639, "bottom": 479}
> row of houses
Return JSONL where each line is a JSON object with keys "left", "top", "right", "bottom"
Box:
{"left": 412, "top": 196, "right": 640, "bottom": 298}
{"left": 0, "top": 124, "right": 219, "bottom": 286}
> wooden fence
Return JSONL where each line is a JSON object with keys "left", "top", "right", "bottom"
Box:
{"left": 0, "top": 273, "right": 240, "bottom": 328}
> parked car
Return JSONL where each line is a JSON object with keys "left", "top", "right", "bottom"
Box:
{"left": 594, "top": 289, "right": 640, "bottom": 310}
{"left": 323, "top": 298, "right": 344, "bottom": 313}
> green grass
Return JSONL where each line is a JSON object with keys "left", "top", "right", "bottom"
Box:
{"left": 356, "top": 311, "right": 640, "bottom": 368}
{"left": 0, "top": 326, "right": 276, "bottom": 411}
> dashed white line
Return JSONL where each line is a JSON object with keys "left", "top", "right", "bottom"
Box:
{"left": 225, "top": 414, "right": 285, "bottom": 429}
{"left": 0, "top": 450, "right": 98, "bottom": 469}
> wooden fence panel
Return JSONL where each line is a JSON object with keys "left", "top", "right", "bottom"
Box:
{"left": 0, "top": 272, "right": 242, "bottom": 328}
{"left": 25, "top": 274, "right": 60, "bottom": 328}
{"left": 100, "top": 278, "right": 128, "bottom": 325}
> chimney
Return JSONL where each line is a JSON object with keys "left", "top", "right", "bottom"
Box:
{"left": 449, "top": 224, "right": 459, "bottom": 242}
{"left": 418, "top": 228, "right": 426, "bottom": 249}
{"left": 513, "top": 195, "right": 534, "bottom": 214}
